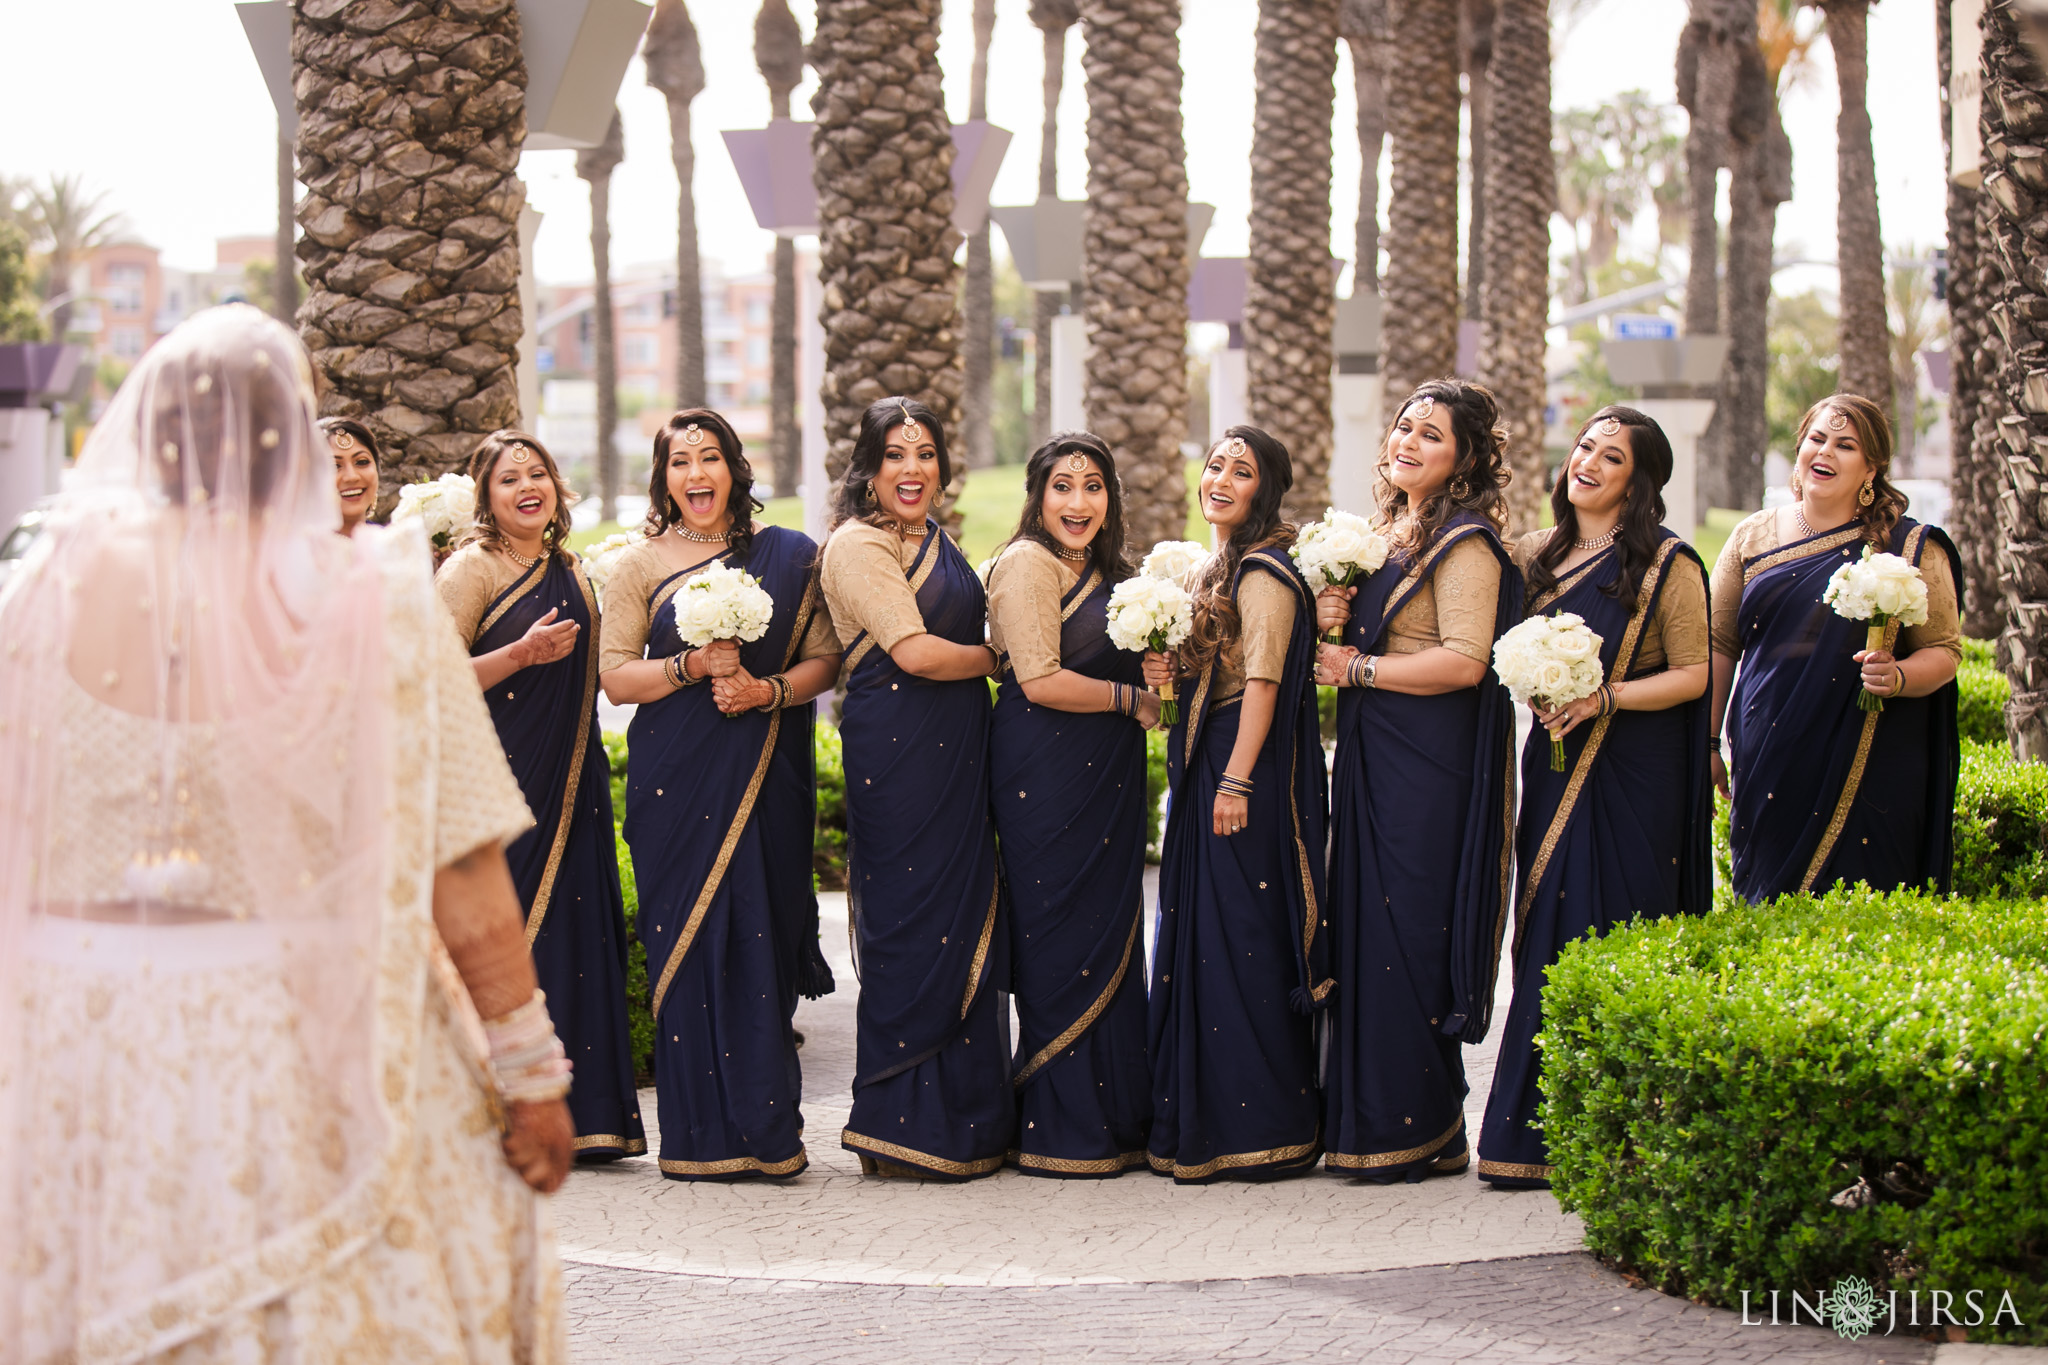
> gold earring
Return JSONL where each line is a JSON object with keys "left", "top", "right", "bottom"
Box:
{"left": 1790, "top": 475, "right": 1803, "bottom": 500}
{"left": 1450, "top": 476, "right": 1471, "bottom": 500}
{"left": 1858, "top": 479, "right": 1875, "bottom": 508}
{"left": 865, "top": 480, "right": 876, "bottom": 502}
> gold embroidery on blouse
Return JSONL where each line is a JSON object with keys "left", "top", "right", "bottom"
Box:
{"left": 1742, "top": 522, "right": 1862, "bottom": 586}
{"left": 1799, "top": 524, "right": 1927, "bottom": 893}
{"left": 1147, "top": 1132, "right": 1322, "bottom": 1181}
{"left": 840, "top": 1130, "right": 1006, "bottom": 1177}
{"left": 1326, "top": 1113, "right": 1465, "bottom": 1169}
{"left": 524, "top": 558, "right": 600, "bottom": 946}
{"left": 475, "top": 553, "right": 547, "bottom": 642}
{"left": 1513, "top": 539, "right": 1682, "bottom": 949}
{"left": 1012, "top": 899, "right": 1139, "bottom": 1088}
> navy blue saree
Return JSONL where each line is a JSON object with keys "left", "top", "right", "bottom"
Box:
{"left": 1147, "top": 547, "right": 1330, "bottom": 1184}
{"left": 991, "top": 565, "right": 1151, "bottom": 1177}
{"left": 1726, "top": 517, "right": 1961, "bottom": 902}
{"left": 1476, "top": 532, "right": 1712, "bottom": 1188}
{"left": 626, "top": 525, "right": 826, "bottom": 1179}
{"left": 1323, "top": 515, "right": 1519, "bottom": 1181}
{"left": 469, "top": 551, "right": 645, "bottom": 1160}
{"left": 839, "top": 523, "right": 1013, "bottom": 1179}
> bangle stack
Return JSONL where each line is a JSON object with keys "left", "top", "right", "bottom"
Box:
{"left": 1217, "top": 771, "right": 1254, "bottom": 800}
{"left": 1344, "top": 653, "right": 1379, "bottom": 689}
{"left": 665, "top": 648, "right": 704, "bottom": 690}
{"left": 1107, "top": 681, "right": 1143, "bottom": 717}
{"left": 764, "top": 674, "right": 795, "bottom": 710}
{"left": 482, "top": 989, "right": 573, "bottom": 1105}
{"left": 984, "top": 644, "right": 1003, "bottom": 677}
{"left": 1595, "top": 683, "right": 1618, "bottom": 718}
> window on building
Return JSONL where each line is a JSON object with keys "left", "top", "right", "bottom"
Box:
{"left": 747, "top": 336, "right": 768, "bottom": 367}
{"left": 746, "top": 298, "right": 768, "bottom": 326}
{"left": 110, "top": 327, "right": 145, "bottom": 359}
{"left": 624, "top": 335, "right": 658, "bottom": 368}
{"left": 107, "top": 264, "right": 145, "bottom": 316}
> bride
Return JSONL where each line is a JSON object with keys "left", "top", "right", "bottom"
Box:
{"left": 0, "top": 306, "right": 573, "bottom": 1361}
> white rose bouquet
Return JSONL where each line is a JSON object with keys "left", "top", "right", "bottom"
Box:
{"left": 580, "top": 531, "right": 642, "bottom": 608}
{"left": 1142, "top": 540, "right": 1209, "bottom": 582}
{"left": 671, "top": 561, "right": 776, "bottom": 648}
{"left": 1291, "top": 508, "right": 1390, "bottom": 642}
{"left": 389, "top": 471, "right": 476, "bottom": 556}
{"left": 1822, "top": 546, "right": 1929, "bottom": 712}
{"left": 1107, "top": 573, "right": 1194, "bottom": 724}
{"left": 1492, "top": 611, "right": 1607, "bottom": 771}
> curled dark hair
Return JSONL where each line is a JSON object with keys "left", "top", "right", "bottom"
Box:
{"left": 828, "top": 397, "right": 952, "bottom": 530}
{"left": 1181, "top": 424, "right": 1297, "bottom": 679}
{"left": 642, "top": 407, "right": 764, "bottom": 561}
{"left": 465, "top": 429, "right": 574, "bottom": 557}
{"left": 1792, "top": 393, "right": 1907, "bottom": 551}
{"left": 998, "top": 431, "right": 1137, "bottom": 584}
{"left": 1373, "top": 379, "right": 1511, "bottom": 557}
{"left": 1526, "top": 405, "right": 1673, "bottom": 609}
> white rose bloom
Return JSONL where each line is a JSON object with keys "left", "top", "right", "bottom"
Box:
{"left": 1142, "top": 540, "right": 1209, "bottom": 582}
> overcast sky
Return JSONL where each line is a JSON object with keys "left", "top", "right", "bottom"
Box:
{"left": 0, "top": 0, "right": 1944, "bottom": 306}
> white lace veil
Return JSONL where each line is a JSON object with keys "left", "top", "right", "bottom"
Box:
{"left": 0, "top": 305, "right": 398, "bottom": 1354}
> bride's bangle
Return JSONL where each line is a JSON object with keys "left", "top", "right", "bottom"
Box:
{"left": 482, "top": 990, "right": 573, "bottom": 1105}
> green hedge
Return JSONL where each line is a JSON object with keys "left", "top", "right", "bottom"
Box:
{"left": 1541, "top": 886, "right": 2048, "bottom": 1344}
{"left": 1957, "top": 638, "right": 2009, "bottom": 747}
{"left": 1954, "top": 739, "right": 2048, "bottom": 899}
{"left": 602, "top": 733, "right": 656, "bottom": 1082}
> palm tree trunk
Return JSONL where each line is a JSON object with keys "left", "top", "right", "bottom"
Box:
{"left": 1030, "top": 6, "right": 1076, "bottom": 450}
{"left": 290, "top": 0, "right": 528, "bottom": 490}
{"left": 1712, "top": 21, "right": 1782, "bottom": 518}
{"left": 645, "top": 0, "right": 707, "bottom": 410}
{"left": 1938, "top": 0, "right": 2003, "bottom": 638}
{"left": 274, "top": 130, "right": 299, "bottom": 326}
{"left": 1382, "top": 0, "right": 1462, "bottom": 402}
{"left": 577, "top": 113, "right": 625, "bottom": 523}
{"left": 811, "top": 0, "right": 963, "bottom": 493}
{"left": 1079, "top": 0, "right": 1191, "bottom": 550}
{"left": 1677, "top": 0, "right": 1738, "bottom": 341}
{"left": 1824, "top": 0, "right": 1894, "bottom": 412}
{"left": 1976, "top": 0, "right": 2048, "bottom": 755}
{"left": 1461, "top": 0, "right": 1495, "bottom": 324}
{"left": 1344, "top": 25, "right": 1387, "bottom": 292}
{"left": 1246, "top": 0, "right": 1338, "bottom": 518}
{"left": 962, "top": 0, "right": 997, "bottom": 470}
{"left": 755, "top": 0, "right": 805, "bottom": 499}
{"left": 1475, "top": 0, "right": 1550, "bottom": 535}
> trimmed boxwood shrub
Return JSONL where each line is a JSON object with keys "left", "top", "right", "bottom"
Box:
{"left": 603, "top": 733, "right": 656, "bottom": 1082}
{"left": 1957, "top": 638, "right": 2009, "bottom": 748}
{"left": 1540, "top": 887, "right": 2048, "bottom": 1343}
{"left": 1953, "top": 739, "right": 2048, "bottom": 899}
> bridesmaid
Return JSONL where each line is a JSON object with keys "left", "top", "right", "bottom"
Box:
{"left": 1139, "top": 425, "right": 1330, "bottom": 1184}
{"left": 1709, "top": 394, "right": 1962, "bottom": 901}
{"left": 1314, "top": 380, "right": 1520, "bottom": 1182}
{"left": 987, "top": 432, "right": 1158, "bottom": 1178}
{"left": 597, "top": 408, "right": 841, "bottom": 1180}
{"left": 436, "top": 429, "right": 646, "bottom": 1161}
{"left": 322, "top": 416, "right": 379, "bottom": 536}
{"left": 1475, "top": 406, "right": 1712, "bottom": 1190}
{"left": 822, "top": 397, "right": 1013, "bottom": 1180}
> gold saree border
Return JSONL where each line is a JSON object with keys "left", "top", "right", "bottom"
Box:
{"left": 574, "top": 1133, "right": 648, "bottom": 1154}
{"left": 841, "top": 1129, "right": 1006, "bottom": 1177}
{"left": 1512, "top": 539, "right": 1682, "bottom": 949}
{"left": 1742, "top": 522, "right": 1863, "bottom": 586}
{"left": 649, "top": 565, "right": 819, "bottom": 1016}
{"left": 1477, "top": 1158, "right": 1554, "bottom": 1181}
{"left": 959, "top": 877, "right": 1001, "bottom": 1021}
{"left": 525, "top": 559, "right": 601, "bottom": 945}
{"left": 1525, "top": 545, "right": 1612, "bottom": 616}
{"left": 658, "top": 1149, "right": 807, "bottom": 1177}
{"left": 1798, "top": 524, "right": 1928, "bottom": 893}
{"left": 1146, "top": 1131, "right": 1321, "bottom": 1182}
{"left": 1011, "top": 1148, "right": 1149, "bottom": 1175}
{"left": 1012, "top": 904, "right": 1141, "bottom": 1087}
{"left": 476, "top": 552, "right": 548, "bottom": 640}
{"left": 1325, "top": 1113, "right": 1465, "bottom": 1170}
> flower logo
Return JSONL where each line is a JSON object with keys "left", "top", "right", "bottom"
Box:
{"left": 1828, "top": 1275, "right": 1881, "bottom": 1341}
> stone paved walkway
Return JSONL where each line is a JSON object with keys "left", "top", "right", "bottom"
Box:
{"left": 554, "top": 889, "right": 2044, "bottom": 1362}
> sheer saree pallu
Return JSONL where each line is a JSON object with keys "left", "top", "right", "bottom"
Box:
{"left": 627, "top": 526, "right": 824, "bottom": 1180}
{"left": 1147, "top": 549, "right": 1330, "bottom": 1184}
{"left": 840, "top": 525, "right": 1013, "bottom": 1179}
{"left": 991, "top": 569, "right": 1151, "bottom": 1178}
{"left": 1727, "top": 518, "right": 1961, "bottom": 902}
{"left": 469, "top": 551, "right": 644, "bottom": 1160}
{"left": 1476, "top": 533, "right": 1711, "bottom": 1189}
{"left": 1323, "top": 517, "right": 1518, "bottom": 1182}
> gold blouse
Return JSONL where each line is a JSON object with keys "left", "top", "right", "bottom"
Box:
{"left": 820, "top": 519, "right": 934, "bottom": 654}
{"left": 1382, "top": 533, "right": 1501, "bottom": 663}
{"left": 1513, "top": 529, "right": 1710, "bottom": 674}
{"left": 1707, "top": 509, "right": 1961, "bottom": 662}
{"left": 1208, "top": 567, "right": 1296, "bottom": 702}
{"left": 986, "top": 540, "right": 1082, "bottom": 684}
{"left": 596, "top": 533, "right": 838, "bottom": 674}
{"left": 435, "top": 542, "right": 571, "bottom": 649}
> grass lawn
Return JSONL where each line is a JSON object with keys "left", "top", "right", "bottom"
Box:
{"left": 572, "top": 464, "right": 1743, "bottom": 570}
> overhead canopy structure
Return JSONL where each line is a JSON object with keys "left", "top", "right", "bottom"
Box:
{"left": 723, "top": 119, "right": 1013, "bottom": 237}
{"left": 991, "top": 198, "right": 1215, "bottom": 292}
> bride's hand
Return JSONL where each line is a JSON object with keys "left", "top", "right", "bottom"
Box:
{"left": 502, "top": 1098, "right": 574, "bottom": 1193}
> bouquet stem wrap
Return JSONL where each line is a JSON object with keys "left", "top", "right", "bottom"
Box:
{"left": 1151, "top": 630, "right": 1179, "bottom": 726}
{"left": 1860, "top": 622, "right": 1889, "bottom": 712}
{"left": 1821, "top": 546, "right": 1929, "bottom": 715}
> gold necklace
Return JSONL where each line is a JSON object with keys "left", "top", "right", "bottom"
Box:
{"left": 673, "top": 522, "right": 730, "bottom": 543}
{"left": 503, "top": 543, "right": 544, "bottom": 568}
{"left": 1573, "top": 526, "right": 1617, "bottom": 551}
{"left": 1055, "top": 544, "right": 1088, "bottom": 563}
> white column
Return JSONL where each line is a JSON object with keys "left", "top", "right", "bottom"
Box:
{"left": 1633, "top": 398, "right": 1715, "bottom": 540}
{"left": 516, "top": 200, "right": 543, "bottom": 428}
{"left": 0, "top": 408, "right": 52, "bottom": 533}
{"left": 1208, "top": 346, "right": 1247, "bottom": 439}
{"left": 797, "top": 247, "right": 829, "bottom": 545}
{"left": 1049, "top": 311, "right": 1089, "bottom": 434}
{"left": 1330, "top": 371, "right": 1384, "bottom": 516}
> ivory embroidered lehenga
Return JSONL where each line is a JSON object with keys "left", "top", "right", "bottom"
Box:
{"left": 0, "top": 307, "right": 565, "bottom": 1363}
